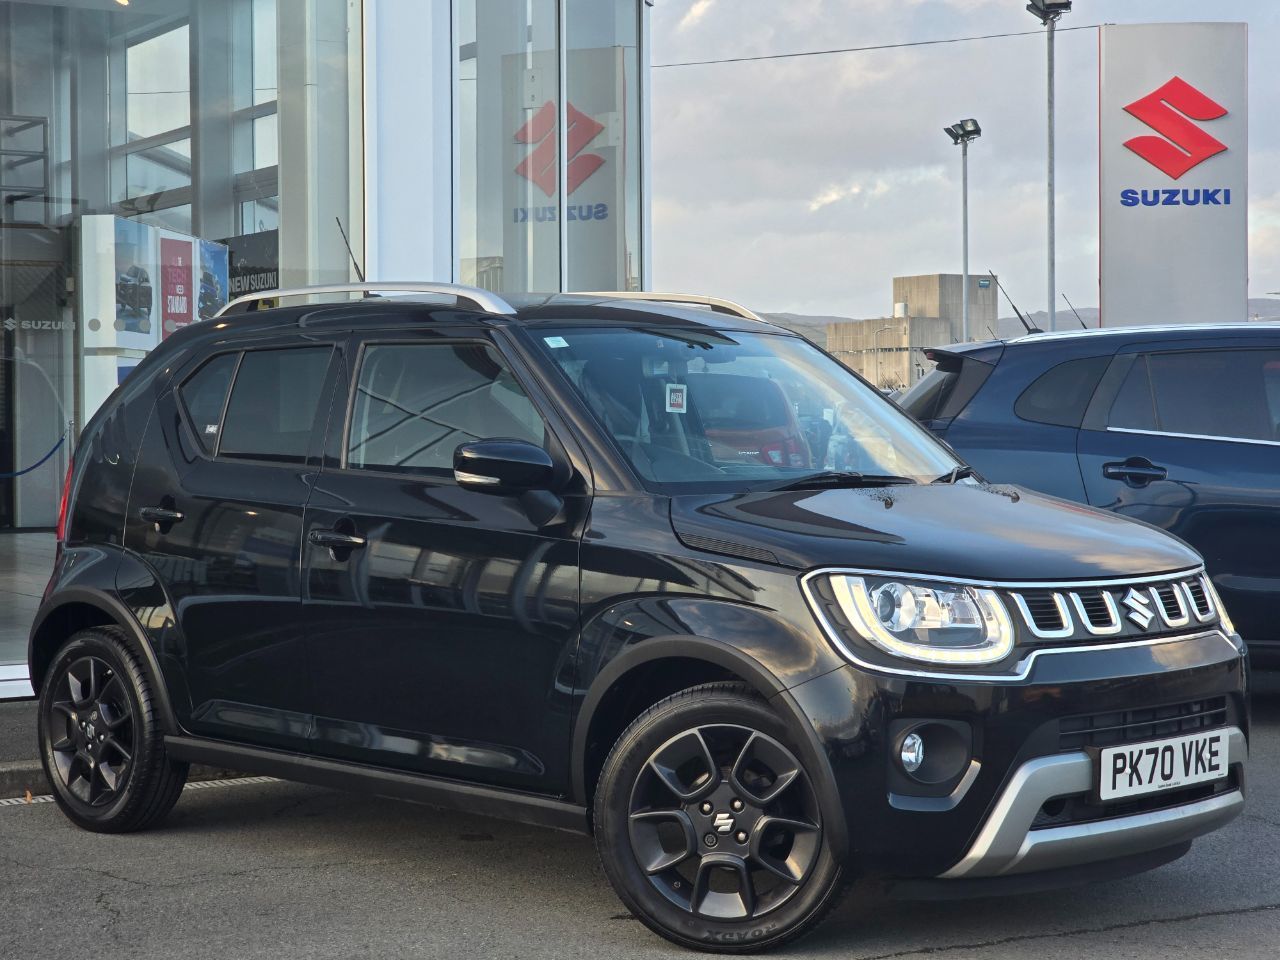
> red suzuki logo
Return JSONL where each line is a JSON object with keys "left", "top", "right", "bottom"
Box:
{"left": 1122, "top": 76, "right": 1228, "bottom": 180}
{"left": 515, "top": 101, "right": 605, "bottom": 198}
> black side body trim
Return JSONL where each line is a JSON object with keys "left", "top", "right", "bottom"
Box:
{"left": 165, "top": 736, "right": 590, "bottom": 834}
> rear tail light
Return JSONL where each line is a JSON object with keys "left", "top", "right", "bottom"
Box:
{"left": 55, "top": 455, "right": 74, "bottom": 542}
{"left": 759, "top": 437, "right": 811, "bottom": 469}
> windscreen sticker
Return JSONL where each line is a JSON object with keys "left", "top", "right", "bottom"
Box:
{"left": 543, "top": 336, "right": 569, "bottom": 348}
{"left": 666, "top": 382, "right": 687, "bottom": 413}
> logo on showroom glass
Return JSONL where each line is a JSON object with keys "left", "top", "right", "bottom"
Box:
{"left": 1121, "top": 588, "right": 1156, "bottom": 630}
{"left": 514, "top": 100, "right": 606, "bottom": 197}
{"left": 1122, "top": 76, "right": 1228, "bottom": 179}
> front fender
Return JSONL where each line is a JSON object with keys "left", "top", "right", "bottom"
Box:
{"left": 571, "top": 593, "right": 849, "bottom": 856}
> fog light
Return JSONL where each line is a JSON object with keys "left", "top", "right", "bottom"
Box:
{"left": 900, "top": 732, "right": 925, "bottom": 773}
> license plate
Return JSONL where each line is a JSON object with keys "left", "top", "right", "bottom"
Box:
{"left": 1097, "top": 730, "right": 1228, "bottom": 802}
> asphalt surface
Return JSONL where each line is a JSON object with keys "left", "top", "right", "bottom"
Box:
{"left": 2, "top": 680, "right": 1278, "bottom": 960}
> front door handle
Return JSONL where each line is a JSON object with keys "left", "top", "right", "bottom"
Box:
{"left": 1103, "top": 458, "right": 1168, "bottom": 487}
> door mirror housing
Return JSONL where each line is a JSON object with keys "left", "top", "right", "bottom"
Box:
{"left": 454, "top": 439, "right": 557, "bottom": 495}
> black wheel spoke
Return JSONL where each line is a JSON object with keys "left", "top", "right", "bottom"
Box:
{"left": 730, "top": 732, "right": 801, "bottom": 807}
{"left": 44, "top": 654, "right": 138, "bottom": 809}
{"left": 691, "top": 855, "right": 755, "bottom": 920}
{"left": 749, "top": 816, "right": 821, "bottom": 885}
{"left": 628, "top": 809, "right": 697, "bottom": 874}
{"left": 648, "top": 729, "right": 720, "bottom": 802}
{"left": 626, "top": 718, "right": 823, "bottom": 925}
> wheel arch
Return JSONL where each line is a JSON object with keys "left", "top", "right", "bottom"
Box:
{"left": 28, "top": 588, "right": 180, "bottom": 736}
{"left": 571, "top": 636, "right": 848, "bottom": 856}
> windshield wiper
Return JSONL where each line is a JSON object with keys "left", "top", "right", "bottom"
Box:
{"left": 767, "top": 471, "right": 917, "bottom": 492}
{"left": 932, "top": 465, "right": 981, "bottom": 484}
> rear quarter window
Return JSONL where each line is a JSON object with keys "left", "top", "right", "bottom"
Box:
{"left": 1013, "top": 356, "right": 1110, "bottom": 428}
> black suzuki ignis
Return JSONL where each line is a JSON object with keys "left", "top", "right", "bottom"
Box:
{"left": 31, "top": 285, "right": 1247, "bottom": 952}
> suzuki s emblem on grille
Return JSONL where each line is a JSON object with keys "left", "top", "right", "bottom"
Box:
{"left": 1122, "top": 588, "right": 1156, "bottom": 630}
{"left": 713, "top": 812, "right": 735, "bottom": 834}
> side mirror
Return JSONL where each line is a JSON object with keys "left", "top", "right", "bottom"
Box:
{"left": 454, "top": 439, "right": 556, "bottom": 495}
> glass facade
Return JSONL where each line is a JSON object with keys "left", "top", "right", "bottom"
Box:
{"left": 457, "top": 0, "right": 644, "bottom": 293}
{"left": 0, "top": 0, "right": 645, "bottom": 530}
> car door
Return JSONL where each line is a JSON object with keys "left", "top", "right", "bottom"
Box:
{"left": 300, "top": 326, "right": 587, "bottom": 793}
{"left": 122, "top": 338, "right": 342, "bottom": 750}
{"left": 1077, "top": 341, "right": 1280, "bottom": 646}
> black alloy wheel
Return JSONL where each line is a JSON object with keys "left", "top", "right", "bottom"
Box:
{"left": 45, "top": 654, "right": 136, "bottom": 806}
{"left": 38, "top": 627, "right": 188, "bottom": 833}
{"left": 595, "top": 683, "right": 845, "bottom": 952}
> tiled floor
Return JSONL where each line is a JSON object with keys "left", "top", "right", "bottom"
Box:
{"left": 0, "top": 533, "right": 54, "bottom": 666}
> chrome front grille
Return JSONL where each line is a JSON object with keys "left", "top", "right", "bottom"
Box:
{"left": 1009, "top": 572, "right": 1219, "bottom": 642}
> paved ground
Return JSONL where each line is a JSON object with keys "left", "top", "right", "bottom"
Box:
{"left": 2, "top": 682, "right": 1277, "bottom": 960}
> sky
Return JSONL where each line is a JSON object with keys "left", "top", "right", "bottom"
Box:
{"left": 649, "top": 0, "right": 1280, "bottom": 319}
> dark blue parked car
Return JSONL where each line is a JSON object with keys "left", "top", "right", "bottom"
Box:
{"left": 900, "top": 323, "right": 1280, "bottom": 663}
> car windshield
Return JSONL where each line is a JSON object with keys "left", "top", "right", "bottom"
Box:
{"left": 535, "top": 326, "right": 961, "bottom": 491}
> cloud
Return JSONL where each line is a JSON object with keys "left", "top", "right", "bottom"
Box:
{"left": 650, "top": 1, "right": 1280, "bottom": 316}
{"left": 678, "top": 0, "right": 717, "bottom": 31}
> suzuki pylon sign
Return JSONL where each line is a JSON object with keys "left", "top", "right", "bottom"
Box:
{"left": 1100, "top": 23, "right": 1247, "bottom": 327}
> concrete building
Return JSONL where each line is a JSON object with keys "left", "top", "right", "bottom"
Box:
{"left": 826, "top": 315, "right": 953, "bottom": 391}
{"left": 824, "top": 274, "right": 996, "bottom": 390}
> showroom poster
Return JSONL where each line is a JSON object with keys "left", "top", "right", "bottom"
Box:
{"left": 159, "top": 236, "right": 195, "bottom": 337}
{"left": 113, "top": 218, "right": 157, "bottom": 338}
{"left": 198, "top": 239, "right": 230, "bottom": 320}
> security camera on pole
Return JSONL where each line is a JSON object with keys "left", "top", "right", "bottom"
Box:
{"left": 944, "top": 119, "right": 981, "bottom": 342}
{"left": 1027, "top": 0, "right": 1071, "bottom": 332}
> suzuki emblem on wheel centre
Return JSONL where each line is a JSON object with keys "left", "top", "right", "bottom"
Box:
{"left": 712, "top": 812, "right": 735, "bottom": 834}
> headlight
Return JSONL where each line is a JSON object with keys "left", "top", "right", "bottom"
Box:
{"left": 1205, "top": 578, "right": 1236, "bottom": 636}
{"left": 817, "top": 574, "right": 1015, "bottom": 666}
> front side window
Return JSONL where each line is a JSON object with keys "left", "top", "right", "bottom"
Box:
{"left": 536, "top": 327, "right": 959, "bottom": 490}
{"left": 346, "top": 342, "right": 546, "bottom": 476}
{"left": 219, "top": 347, "right": 332, "bottom": 463}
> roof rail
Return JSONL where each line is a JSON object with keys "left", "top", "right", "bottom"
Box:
{"left": 216, "top": 282, "right": 517, "bottom": 318}
{"left": 575, "top": 291, "right": 763, "bottom": 322}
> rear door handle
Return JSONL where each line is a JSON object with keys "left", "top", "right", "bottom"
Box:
{"left": 1103, "top": 458, "right": 1168, "bottom": 486}
{"left": 308, "top": 529, "right": 367, "bottom": 550}
{"left": 139, "top": 506, "right": 185, "bottom": 524}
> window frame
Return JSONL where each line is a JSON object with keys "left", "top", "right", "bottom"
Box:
{"left": 337, "top": 336, "right": 557, "bottom": 482}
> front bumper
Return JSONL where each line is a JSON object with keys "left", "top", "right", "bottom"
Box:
{"left": 787, "top": 628, "right": 1249, "bottom": 879}
{"left": 941, "top": 726, "right": 1245, "bottom": 878}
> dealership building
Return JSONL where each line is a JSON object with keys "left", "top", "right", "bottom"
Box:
{"left": 0, "top": 0, "right": 650, "bottom": 529}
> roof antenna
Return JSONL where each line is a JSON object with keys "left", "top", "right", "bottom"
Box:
{"left": 336, "top": 217, "right": 366, "bottom": 283}
{"left": 1062, "top": 292, "right": 1088, "bottom": 329}
{"left": 989, "top": 270, "right": 1041, "bottom": 335}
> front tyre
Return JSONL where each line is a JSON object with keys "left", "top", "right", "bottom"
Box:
{"left": 38, "top": 627, "right": 188, "bottom": 833}
{"left": 594, "top": 682, "right": 844, "bottom": 952}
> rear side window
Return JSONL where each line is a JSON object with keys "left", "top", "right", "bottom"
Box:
{"left": 1147, "top": 350, "right": 1280, "bottom": 442}
{"left": 178, "top": 353, "right": 238, "bottom": 453}
{"left": 1107, "top": 356, "right": 1157, "bottom": 431}
{"left": 1014, "top": 356, "right": 1109, "bottom": 428}
{"left": 218, "top": 347, "right": 332, "bottom": 463}
{"left": 346, "top": 342, "right": 545, "bottom": 476}
{"left": 1107, "top": 349, "right": 1280, "bottom": 442}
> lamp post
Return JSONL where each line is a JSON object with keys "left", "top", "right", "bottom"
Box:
{"left": 1027, "top": 0, "right": 1071, "bottom": 332}
{"left": 944, "top": 119, "right": 981, "bottom": 342}
{"left": 874, "top": 323, "right": 896, "bottom": 389}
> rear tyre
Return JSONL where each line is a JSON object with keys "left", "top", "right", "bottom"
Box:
{"left": 38, "top": 627, "right": 188, "bottom": 833}
{"left": 594, "top": 682, "right": 845, "bottom": 953}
